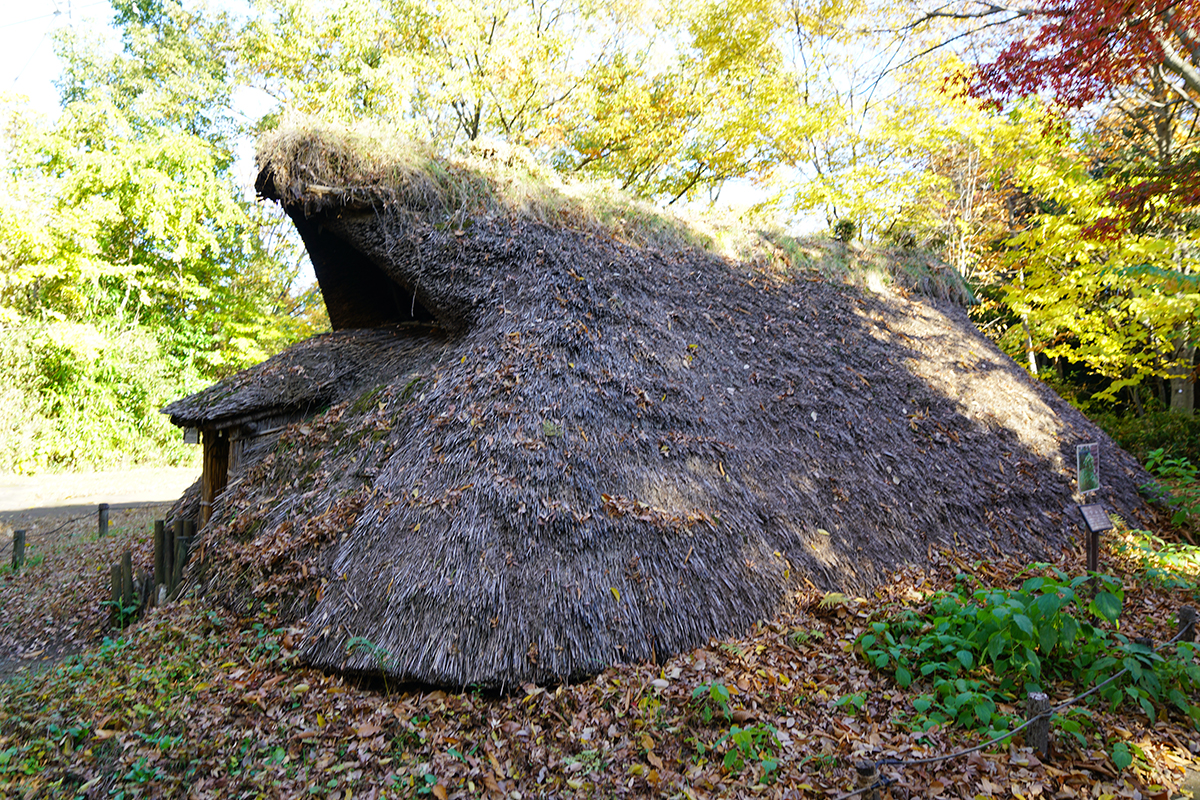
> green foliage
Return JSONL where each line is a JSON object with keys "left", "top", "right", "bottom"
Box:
{"left": 1111, "top": 740, "right": 1134, "bottom": 771}
{"left": 859, "top": 568, "right": 1200, "bottom": 733}
{"left": 997, "top": 108, "right": 1199, "bottom": 401}
{"left": 832, "top": 219, "right": 856, "bottom": 242}
{"left": 1111, "top": 529, "right": 1200, "bottom": 590}
{"left": 691, "top": 681, "right": 732, "bottom": 723}
{"left": 1146, "top": 449, "right": 1200, "bottom": 482}
{"left": 1142, "top": 451, "right": 1200, "bottom": 526}
{"left": 345, "top": 635, "right": 394, "bottom": 670}
{"left": 834, "top": 691, "right": 867, "bottom": 715}
{"left": 106, "top": 595, "right": 146, "bottom": 629}
{"left": 1092, "top": 408, "right": 1200, "bottom": 466}
{"left": 713, "top": 723, "right": 780, "bottom": 780}
{"left": 0, "top": 2, "right": 325, "bottom": 471}
{"left": 786, "top": 628, "right": 824, "bottom": 647}
{"left": 0, "top": 320, "right": 199, "bottom": 472}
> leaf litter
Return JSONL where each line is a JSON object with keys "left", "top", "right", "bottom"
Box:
{"left": 1, "top": 508, "right": 1199, "bottom": 798}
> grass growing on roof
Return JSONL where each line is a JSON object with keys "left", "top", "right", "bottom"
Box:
{"left": 257, "top": 116, "right": 713, "bottom": 252}
{"left": 258, "top": 117, "right": 970, "bottom": 302}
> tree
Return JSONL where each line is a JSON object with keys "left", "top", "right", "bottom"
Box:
{"left": 242, "top": 0, "right": 605, "bottom": 147}
{"left": 963, "top": 0, "right": 1200, "bottom": 110}
{"left": 0, "top": 0, "right": 323, "bottom": 470}
{"left": 897, "top": 0, "right": 1199, "bottom": 413}
{"left": 997, "top": 105, "right": 1199, "bottom": 410}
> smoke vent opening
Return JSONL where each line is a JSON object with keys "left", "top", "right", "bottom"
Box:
{"left": 295, "top": 214, "right": 438, "bottom": 331}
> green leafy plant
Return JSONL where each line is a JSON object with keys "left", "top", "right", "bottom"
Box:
{"left": 105, "top": 597, "right": 144, "bottom": 629}
{"left": 415, "top": 772, "right": 441, "bottom": 795}
{"left": 858, "top": 568, "right": 1200, "bottom": 733}
{"left": 1111, "top": 529, "right": 1200, "bottom": 589}
{"left": 1143, "top": 449, "right": 1200, "bottom": 526}
{"left": 691, "top": 681, "right": 732, "bottom": 723}
{"left": 786, "top": 628, "right": 825, "bottom": 647}
{"left": 713, "top": 723, "right": 780, "bottom": 780}
{"left": 123, "top": 756, "right": 165, "bottom": 784}
{"left": 563, "top": 748, "right": 604, "bottom": 775}
{"left": 1095, "top": 409, "right": 1200, "bottom": 467}
{"left": 835, "top": 691, "right": 867, "bottom": 716}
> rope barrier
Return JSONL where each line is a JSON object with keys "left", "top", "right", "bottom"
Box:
{"left": 0, "top": 512, "right": 92, "bottom": 556}
{"left": 830, "top": 612, "right": 1195, "bottom": 800}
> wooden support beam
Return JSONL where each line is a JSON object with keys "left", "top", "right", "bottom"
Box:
{"left": 200, "top": 430, "right": 230, "bottom": 527}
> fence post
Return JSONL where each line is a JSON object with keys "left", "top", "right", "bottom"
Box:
{"left": 167, "top": 520, "right": 182, "bottom": 595}
{"left": 98, "top": 503, "right": 109, "bottom": 538}
{"left": 1179, "top": 607, "right": 1197, "bottom": 643}
{"left": 138, "top": 571, "right": 152, "bottom": 611}
{"left": 1026, "top": 691, "right": 1051, "bottom": 759}
{"left": 109, "top": 564, "right": 121, "bottom": 616}
{"left": 11, "top": 530, "right": 25, "bottom": 571}
{"left": 121, "top": 550, "right": 134, "bottom": 609}
{"left": 172, "top": 520, "right": 192, "bottom": 597}
{"left": 153, "top": 520, "right": 165, "bottom": 589}
{"left": 182, "top": 518, "right": 196, "bottom": 571}
{"left": 853, "top": 761, "right": 881, "bottom": 800}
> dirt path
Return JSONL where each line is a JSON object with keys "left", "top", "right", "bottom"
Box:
{"left": 0, "top": 466, "right": 198, "bottom": 522}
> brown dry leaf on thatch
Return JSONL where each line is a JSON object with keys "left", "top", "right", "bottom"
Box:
{"left": 162, "top": 120, "right": 1154, "bottom": 688}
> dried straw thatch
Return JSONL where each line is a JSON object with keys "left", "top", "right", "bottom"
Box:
{"left": 166, "top": 122, "right": 1153, "bottom": 688}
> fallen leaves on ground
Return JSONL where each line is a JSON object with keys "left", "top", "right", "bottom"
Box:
{"left": 0, "top": 515, "right": 1198, "bottom": 798}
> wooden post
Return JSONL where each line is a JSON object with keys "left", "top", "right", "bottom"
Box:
{"left": 853, "top": 761, "right": 881, "bottom": 800}
{"left": 172, "top": 520, "right": 193, "bottom": 596}
{"left": 138, "top": 571, "right": 152, "bottom": 611}
{"left": 167, "top": 520, "right": 182, "bottom": 594}
{"left": 200, "top": 430, "right": 229, "bottom": 527}
{"left": 153, "top": 520, "right": 165, "bottom": 587}
{"left": 182, "top": 518, "right": 196, "bottom": 571}
{"left": 109, "top": 564, "right": 121, "bottom": 614}
{"left": 1026, "top": 691, "right": 1051, "bottom": 759}
{"left": 121, "top": 550, "right": 134, "bottom": 609}
{"left": 98, "top": 503, "right": 109, "bottom": 538}
{"left": 11, "top": 530, "right": 25, "bottom": 570}
{"left": 1179, "top": 607, "right": 1197, "bottom": 643}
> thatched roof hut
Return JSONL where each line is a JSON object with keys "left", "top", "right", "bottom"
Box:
{"left": 163, "top": 123, "right": 1153, "bottom": 688}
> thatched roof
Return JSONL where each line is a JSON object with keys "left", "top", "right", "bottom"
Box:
{"left": 162, "top": 326, "right": 438, "bottom": 430}
{"left": 171, "top": 123, "right": 1154, "bottom": 688}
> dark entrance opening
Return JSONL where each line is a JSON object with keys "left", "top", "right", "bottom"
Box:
{"left": 293, "top": 215, "right": 437, "bottom": 330}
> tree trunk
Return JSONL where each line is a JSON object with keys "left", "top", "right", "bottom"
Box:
{"left": 1169, "top": 344, "right": 1196, "bottom": 416}
{"left": 1022, "top": 318, "right": 1038, "bottom": 377}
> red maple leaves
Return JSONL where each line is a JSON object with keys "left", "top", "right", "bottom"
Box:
{"left": 973, "top": 0, "right": 1199, "bottom": 108}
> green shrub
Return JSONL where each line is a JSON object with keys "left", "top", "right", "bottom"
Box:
{"left": 859, "top": 568, "right": 1200, "bottom": 736}
{"left": 1142, "top": 450, "right": 1200, "bottom": 526}
{"left": 1091, "top": 409, "right": 1200, "bottom": 465}
{"left": 832, "top": 218, "right": 856, "bottom": 242}
{"left": 0, "top": 320, "right": 202, "bottom": 472}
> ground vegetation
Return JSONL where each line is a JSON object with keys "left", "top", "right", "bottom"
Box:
{"left": 1, "top": 504, "right": 1199, "bottom": 797}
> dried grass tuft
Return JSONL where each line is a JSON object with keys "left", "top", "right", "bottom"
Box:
{"left": 256, "top": 116, "right": 711, "bottom": 252}
{"left": 258, "top": 118, "right": 972, "bottom": 303}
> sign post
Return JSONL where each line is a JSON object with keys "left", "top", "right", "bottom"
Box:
{"left": 1075, "top": 442, "right": 1112, "bottom": 573}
